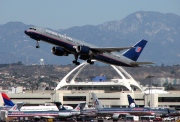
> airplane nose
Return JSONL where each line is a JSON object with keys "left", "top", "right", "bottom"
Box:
{"left": 24, "top": 30, "right": 29, "bottom": 35}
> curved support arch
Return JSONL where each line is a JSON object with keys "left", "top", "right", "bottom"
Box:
{"left": 70, "top": 63, "right": 89, "bottom": 84}
{"left": 111, "top": 65, "right": 132, "bottom": 91}
{"left": 55, "top": 62, "right": 143, "bottom": 92}
{"left": 54, "top": 62, "right": 87, "bottom": 90}
{"left": 116, "top": 66, "right": 143, "bottom": 92}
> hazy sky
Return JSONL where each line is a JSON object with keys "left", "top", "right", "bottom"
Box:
{"left": 1, "top": 0, "right": 180, "bottom": 29}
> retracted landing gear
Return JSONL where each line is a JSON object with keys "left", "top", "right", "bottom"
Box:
{"left": 36, "top": 40, "right": 40, "bottom": 48}
{"left": 87, "top": 59, "right": 94, "bottom": 65}
{"left": 73, "top": 54, "right": 80, "bottom": 65}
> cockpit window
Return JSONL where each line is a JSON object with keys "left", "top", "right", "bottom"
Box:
{"left": 29, "top": 28, "right": 36, "bottom": 30}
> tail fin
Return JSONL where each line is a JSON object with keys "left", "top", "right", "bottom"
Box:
{"left": 123, "top": 39, "right": 147, "bottom": 61}
{"left": 54, "top": 102, "right": 66, "bottom": 111}
{"left": 1, "top": 93, "right": 15, "bottom": 106}
{"left": 91, "top": 93, "right": 103, "bottom": 109}
{"left": 74, "top": 102, "right": 86, "bottom": 111}
{"left": 9, "top": 102, "right": 24, "bottom": 111}
{"left": 127, "top": 94, "right": 138, "bottom": 108}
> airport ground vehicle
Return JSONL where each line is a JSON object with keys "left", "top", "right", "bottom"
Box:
{"left": 140, "top": 116, "right": 155, "bottom": 121}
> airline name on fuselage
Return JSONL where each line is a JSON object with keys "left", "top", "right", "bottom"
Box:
{"left": 45, "top": 29, "right": 73, "bottom": 41}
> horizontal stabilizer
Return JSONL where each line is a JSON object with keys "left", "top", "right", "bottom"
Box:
{"left": 130, "top": 62, "right": 155, "bottom": 66}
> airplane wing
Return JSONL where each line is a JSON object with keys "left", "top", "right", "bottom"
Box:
{"left": 34, "top": 116, "right": 55, "bottom": 119}
{"left": 130, "top": 62, "right": 155, "bottom": 66}
{"left": 90, "top": 46, "right": 134, "bottom": 53}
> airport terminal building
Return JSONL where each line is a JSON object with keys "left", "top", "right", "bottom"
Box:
{"left": 0, "top": 63, "right": 180, "bottom": 109}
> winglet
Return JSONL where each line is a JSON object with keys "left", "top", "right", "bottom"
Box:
{"left": 127, "top": 94, "right": 138, "bottom": 108}
{"left": 91, "top": 93, "right": 103, "bottom": 109}
{"left": 1, "top": 93, "right": 15, "bottom": 106}
{"left": 123, "top": 39, "right": 147, "bottom": 61}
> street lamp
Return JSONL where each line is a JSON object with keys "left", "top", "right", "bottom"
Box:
{"left": 145, "top": 75, "right": 154, "bottom": 107}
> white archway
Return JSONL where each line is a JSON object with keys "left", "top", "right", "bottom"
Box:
{"left": 54, "top": 62, "right": 143, "bottom": 92}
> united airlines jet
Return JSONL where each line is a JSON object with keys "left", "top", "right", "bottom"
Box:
{"left": 24, "top": 27, "right": 153, "bottom": 66}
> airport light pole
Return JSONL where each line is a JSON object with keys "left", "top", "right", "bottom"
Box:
{"left": 146, "top": 75, "right": 154, "bottom": 107}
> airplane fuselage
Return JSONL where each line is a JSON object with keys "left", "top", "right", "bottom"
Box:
{"left": 96, "top": 107, "right": 171, "bottom": 117}
{"left": 25, "top": 27, "right": 136, "bottom": 67}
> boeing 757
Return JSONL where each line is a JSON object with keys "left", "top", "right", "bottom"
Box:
{"left": 24, "top": 27, "right": 153, "bottom": 66}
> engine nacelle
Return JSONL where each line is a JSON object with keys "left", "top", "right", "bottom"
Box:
{"left": 76, "top": 45, "right": 92, "bottom": 55}
{"left": 58, "top": 112, "right": 72, "bottom": 117}
{"left": 34, "top": 116, "right": 41, "bottom": 121}
{"left": 52, "top": 47, "right": 68, "bottom": 56}
{"left": 112, "top": 114, "right": 120, "bottom": 120}
{"left": 112, "top": 114, "right": 125, "bottom": 120}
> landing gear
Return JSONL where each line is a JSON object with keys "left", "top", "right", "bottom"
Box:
{"left": 73, "top": 54, "right": 80, "bottom": 65}
{"left": 72, "top": 60, "right": 80, "bottom": 65}
{"left": 87, "top": 59, "right": 94, "bottom": 65}
{"left": 36, "top": 40, "right": 40, "bottom": 48}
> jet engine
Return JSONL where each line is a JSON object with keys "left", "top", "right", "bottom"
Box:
{"left": 76, "top": 45, "right": 92, "bottom": 55}
{"left": 52, "top": 47, "right": 68, "bottom": 56}
{"left": 58, "top": 112, "right": 72, "bottom": 117}
{"left": 112, "top": 114, "right": 125, "bottom": 120}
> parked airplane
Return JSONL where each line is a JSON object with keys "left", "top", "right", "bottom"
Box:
{"left": 24, "top": 27, "right": 154, "bottom": 66}
{"left": 0, "top": 93, "right": 15, "bottom": 111}
{"left": 91, "top": 93, "right": 155, "bottom": 120}
{"left": 91, "top": 93, "right": 179, "bottom": 121}
{"left": 127, "top": 95, "right": 180, "bottom": 118}
{"left": 7, "top": 102, "right": 86, "bottom": 121}
{"left": 0, "top": 93, "right": 73, "bottom": 111}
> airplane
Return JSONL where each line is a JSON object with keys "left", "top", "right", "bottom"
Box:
{"left": 127, "top": 94, "right": 138, "bottom": 108}
{"left": 0, "top": 93, "right": 15, "bottom": 111}
{"left": 91, "top": 93, "right": 180, "bottom": 121}
{"left": 127, "top": 94, "right": 180, "bottom": 118}
{"left": 7, "top": 101, "right": 86, "bottom": 121}
{"left": 24, "top": 27, "right": 154, "bottom": 66}
{"left": 0, "top": 93, "right": 73, "bottom": 111}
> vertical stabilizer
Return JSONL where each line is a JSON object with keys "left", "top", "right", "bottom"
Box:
{"left": 9, "top": 102, "right": 24, "bottom": 111}
{"left": 127, "top": 94, "right": 138, "bottom": 108}
{"left": 1, "top": 93, "right": 15, "bottom": 106}
{"left": 54, "top": 102, "right": 66, "bottom": 111}
{"left": 123, "top": 39, "right": 147, "bottom": 61}
{"left": 74, "top": 102, "right": 86, "bottom": 111}
{"left": 91, "top": 93, "right": 103, "bottom": 109}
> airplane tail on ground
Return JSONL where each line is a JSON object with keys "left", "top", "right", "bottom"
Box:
{"left": 91, "top": 93, "right": 103, "bottom": 109}
{"left": 54, "top": 102, "right": 66, "bottom": 111}
{"left": 123, "top": 39, "right": 147, "bottom": 61}
{"left": 74, "top": 102, "right": 86, "bottom": 111}
{"left": 9, "top": 102, "right": 24, "bottom": 111}
{"left": 1, "top": 93, "right": 15, "bottom": 106}
{"left": 127, "top": 94, "right": 138, "bottom": 108}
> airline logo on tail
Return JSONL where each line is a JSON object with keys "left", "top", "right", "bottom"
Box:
{"left": 1, "top": 93, "right": 15, "bottom": 106}
{"left": 135, "top": 46, "right": 142, "bottom": 52}
{"left": 130, "top": 103, "right": 136, "bottom": 108}
{"left": 94, "top": 99, "right": 99, "bottom": 106}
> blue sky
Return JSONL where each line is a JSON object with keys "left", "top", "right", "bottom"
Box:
{"left": 1, "top": 0, "right": 180, "bottom": 29}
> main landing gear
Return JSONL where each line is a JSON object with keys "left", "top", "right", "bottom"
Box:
{"left": 36, "top": 40, "right": 40, "bottom": 48}
{"left": 73, "top": 54, "right": 80, "bottom": 65}
{"left": 87, "top": 59, "right": 94, "bottom": 65}
{"left": 73, "top": 54, "right": 94, "bottom": 65}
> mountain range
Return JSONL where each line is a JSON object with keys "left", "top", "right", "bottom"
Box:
{"left": 0, "top": 11, "right": 180, "bottom": 66}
